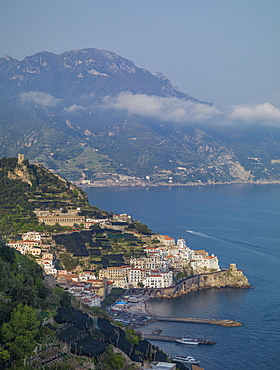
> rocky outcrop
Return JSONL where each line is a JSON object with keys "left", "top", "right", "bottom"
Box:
{"left": 129, "top": 264, "right": 251, "bottom": 298}
{"left": 198, "top": 264, "right": 251, "bottom": 290}
{"left": 7, "top": 164, "right": 36, "bottom": 187}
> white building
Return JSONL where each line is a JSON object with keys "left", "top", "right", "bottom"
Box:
{"left": 22, "top": 232, "right": 41, "bottom": 241}
{"left": 128, "top": 268, "right": 146, "bottom": 287}
{"left": 190, "top": 252, "right": 220, "bottom": 273}
{"left": 84, "top": 218, "right": 108, "bottom": 229}
{"left": 156, "top": 235, "right": 175, "bottom": 247}
{"left": 143, "top": 271, "right": 173, "bottom": 288}
{"left": 177, "top": 238, "right": 187, "bottom": 248}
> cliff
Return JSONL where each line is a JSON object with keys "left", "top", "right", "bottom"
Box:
{"left": 198, "top": 264, "right": 251, "bottom": 290}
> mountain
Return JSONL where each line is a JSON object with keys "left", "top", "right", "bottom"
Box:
{"left": 0, "top": 48, "right": 280, "bottom": 185}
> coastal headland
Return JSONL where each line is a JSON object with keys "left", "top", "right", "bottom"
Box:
{"left": 127, "top": 265, "right": 251, "bottom": 299}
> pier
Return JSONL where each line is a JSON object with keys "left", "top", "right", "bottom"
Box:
{"left": 150, "top": 316, "right": 242, "bottom": 327}
{"left": 144, "top": 334, "right": 216, "bottom": 345}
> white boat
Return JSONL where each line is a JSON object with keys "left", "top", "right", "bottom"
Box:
{"left": 175, "top": 337, "right": 199, "bottom": 345}
{"left": 173, "top": 355, "right": 200, "bottom": 364}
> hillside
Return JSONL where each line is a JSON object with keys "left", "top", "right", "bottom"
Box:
{"left": 1, "top": 48, "right": 280, "bottom": 185}
{"left": 0, "top": 156, "right": 109, "bottom": 235}
{"left": 0, "top": 241, "right": 168, "bottom": 370}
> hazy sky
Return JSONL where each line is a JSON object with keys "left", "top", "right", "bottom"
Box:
{"left": 0, "top": 0, "right": 279, "bottom": 109}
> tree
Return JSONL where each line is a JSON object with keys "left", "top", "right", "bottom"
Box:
{"left": 134, "top": 221, "right": 152, "bottom": 235}
{"left": 125, "top": 329, "right": 140, "bottom": 345}
{"left": 2, "top": 304, "right": 40, "bottom": 361}
{"left": 0, "top": 347, "right": 10, "bottom": 362}
{"left": 97, "top": 347, "right": 125, "bottom": 370}
{"left": 60, "top": 291, "right": 72, "bottom": 307}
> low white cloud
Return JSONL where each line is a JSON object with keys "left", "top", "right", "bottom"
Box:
{"left": 103, "top": 92, "right": 222, "bottom": 122}
{"left": 63, "top": 104, "right": 87, "bottom": 113}
{"left": 229, "top": 102, "right": 280, "bottom": 122}
{"left": 20, "top": 91, "right": 60, "bottom": 107}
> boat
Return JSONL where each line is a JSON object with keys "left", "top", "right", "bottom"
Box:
{"left": 173, "top": 355, "right": 200, "bottom": 364}
{"left": 175, "top": 337, "right": 199, "bottom": 345}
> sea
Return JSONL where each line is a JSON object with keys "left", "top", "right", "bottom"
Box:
{"left": 83, "top": 184, "right": 280, "bottom": 370}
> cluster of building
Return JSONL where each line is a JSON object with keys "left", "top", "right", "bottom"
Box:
{"left": 7, "top": 217, "right": 220, "bottom": 308}
{"left": 8, "top": 232, "right": 57, "bottom": 275}
{"left": 33, "top": 208, "right": 133, "bottom": 230}
{"left": 99, "top": 235, "right": 220, "bottom": 289}
{"left": 56, "top": 270, "right": 114, "bottom": 307}
{"left": 7, "top": 231, "right": 113, "bottom": 307}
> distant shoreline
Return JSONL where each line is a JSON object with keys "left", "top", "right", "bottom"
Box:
{"left": 76, "top": 180, "right": 280, "bottom": 188}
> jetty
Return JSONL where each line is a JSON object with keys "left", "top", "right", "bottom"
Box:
{"left": 144, "top": 334, "right": 216, "bottom": 345}
{"left": 150, "top": 316, "right": 242, "bottom": 327}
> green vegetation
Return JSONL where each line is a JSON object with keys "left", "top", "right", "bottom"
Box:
{"left": 0, "top": 157, "right": 110, "bottom": 236}
{"left": 133, "top": 221, "right": 153, "bottom": 235}
{"left": 175, "top": 267, "right": 193, "bottom": 282}
{"left": 2, "top": 304, "right": 40, "bottom": 361}
{"left": 125, "top": 329, "right": 141, "bottom": 346}
{"left": 59, "top": 252, "right": 81, "bottom": 271}
{"left": 0, "top": 240, "right": 73, "bottom": 368}
{"left": 96, "top": 347, "right": 125, "bottom": 370}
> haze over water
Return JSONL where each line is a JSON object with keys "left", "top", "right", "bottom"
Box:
{"left": 84, "top": 184, "right": 280, "bottom": 369}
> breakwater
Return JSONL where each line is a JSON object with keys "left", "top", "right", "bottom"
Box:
{"left": 153, "top": 316, "right": 242, "bottom": 327}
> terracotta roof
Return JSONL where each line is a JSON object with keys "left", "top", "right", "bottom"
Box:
{"left": 149, "top": 275, "right": 162, "bottom": 277}
{"left": 163, "top": 235, "right": 174, "bottom": 240}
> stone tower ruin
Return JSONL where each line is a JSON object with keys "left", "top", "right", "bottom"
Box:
{"left": 18, "top": 153, "right": 25, "bottom": 164}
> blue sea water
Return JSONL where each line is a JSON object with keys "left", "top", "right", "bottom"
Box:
{"left": 84, "top": 184, "right": 280, "bottom": 370}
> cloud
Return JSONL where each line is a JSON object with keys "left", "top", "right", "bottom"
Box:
{"left": 229, "top": 102, "right": 280, "bottom": 122}
{"left": 63, "top": 104, "right": 87, "bottom": 113}
{"left": 103, "top": 92, "right": 222, "bottom": 122}
{"left": 20, "top": 91, "right": 60, "bottom": 107}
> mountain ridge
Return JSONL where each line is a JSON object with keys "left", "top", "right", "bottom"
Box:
{"left": 0, "top": 48, "right": 280, "bottom": 185}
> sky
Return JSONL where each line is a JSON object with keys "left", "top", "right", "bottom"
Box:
{"left": 0, "top": 0, "right": 279, "bottom": 113}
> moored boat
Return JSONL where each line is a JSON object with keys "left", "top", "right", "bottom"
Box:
{"left": 173, "top": 355, "right": 200, "bottom": 364}
{"left": 175, "top": 337, "right": 199, "bottom": 345}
